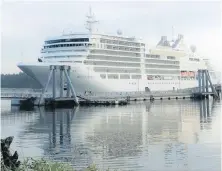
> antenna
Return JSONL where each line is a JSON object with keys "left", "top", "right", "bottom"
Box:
{"left": 85, "top": 6, "right": 99, "bottom": 33}
{"left": 172, "top": 26, "right": 175, "bottom": 41}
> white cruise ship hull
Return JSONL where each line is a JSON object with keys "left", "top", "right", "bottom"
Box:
{"left": 17, "top": 62, "right": 205, "bottom": 94}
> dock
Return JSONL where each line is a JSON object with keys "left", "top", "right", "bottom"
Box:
{"left": 2, "top": 87, "right": 220, "bottom": 108}
{"left": 1, "top": 66, "right": 221, "bottom": 108}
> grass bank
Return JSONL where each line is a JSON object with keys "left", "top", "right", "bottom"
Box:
{"left": 1, "top": 158, "right": 114, "bottom": 171}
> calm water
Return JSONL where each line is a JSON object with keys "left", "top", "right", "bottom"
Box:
{"left": 1, "top": 99, "right": 221, "bottom": 171}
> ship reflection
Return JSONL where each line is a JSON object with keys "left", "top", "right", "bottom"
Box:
{"left": 10, "top": 98, "right": 218, "bottom": 171}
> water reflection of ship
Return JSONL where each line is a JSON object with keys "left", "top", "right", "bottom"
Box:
{"left": 199, "top": 98, "right": 218, "bottom": 131}
{"left": 38, "top": 107, "right": 94, "bottom": 167}
{"left": 178, "top": 98, "right": 215, "bottom": 144}
{"left": 9, "top": 99, "right": 218, "bottom": 171}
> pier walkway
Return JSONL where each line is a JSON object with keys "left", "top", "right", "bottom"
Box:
{"left": 1, "top": 84, "right": 220, "bottom": 101}
{"left": 0, "top": 87, "right": 200, "bottom": 100}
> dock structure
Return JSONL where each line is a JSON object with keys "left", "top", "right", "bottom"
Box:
{"left": 38, "top": 65, "right": 79, "bottom": 107}
{"left": 1, "top": 69, "right": 221, "bottom": 108}
{"left": 194, "top": 69, "right": 219, "bottom": 99}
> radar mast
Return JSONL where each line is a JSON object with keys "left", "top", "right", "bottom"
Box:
{"left": 85, "top": 6, "right": 99, "bottom": 33}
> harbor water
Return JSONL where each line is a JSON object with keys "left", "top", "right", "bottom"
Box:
{"left": 1, "top": 98, "right": 221, "bottom": 171}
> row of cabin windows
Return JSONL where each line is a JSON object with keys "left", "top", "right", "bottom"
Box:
{"left": 43, "top": 50, "right": 87, "bottom": 53}
{"left": 145, "top": 64, "right": 180, "bottom": 69}
{"left": 91, "top": 43, "right": 142, "bottom": 51}
{"left": 99, "top": 74, "right": 194, "bottom": 81}
{"left": 44, "top": 43, "right": 91, "bottom": 49}
{"left": 146, "top": 69, "right": 180, "bottom": 74}
{"left": 99, "top": 37, "right": 143, "bottom": 44}
{"left": 147, "top": 75, "right": 179, "bottom": 80}
{"left": 75, "top": 75, "right": 195, "bottom": 81}
{"left": 100, "top": 38, "right": 143, "bottom": 47}
{"left": 147, "top": 76, "right": 195, "bottom": 80}
{"left": 94, "top": 67, "right": 141, "bottom": 73}
{"left": 100, "top": 74, "right": 142, "bottom": 79}
{"left": 189, "top": 58, "right": 200, "bottom": 62}
{"left": 90, "top": 49, "right": 141, "bottom": 57}
{"left": 84, "top": 60, "right": 140, "bottom": 67}
{"left": 93, "top": 46, "right": 142, "bottom": 53}
{"left": 45, "top": 38, "right": 89, "bottom": 44}
{"left": 106, "top": 45, "right": 140, "bottom": 52}
{"left": 146, "top": 54, "right": 160, "bottom": 59}
{"left": 145, "top": 54, "right": 176, "bottom": 60}
{"left": 87, "top": 55, "right": 141, "bottom": 62}
{"left": 167, "top": 56, "right": 176, "bottom": 60}
{"left": 145, "top": 59, "right": 179, "bottom": 65}
{"left": 86, "top": 56, "right": 179, "bottom": 65}
{"left": 44, "top": 55, "right": 83, "bottom": 58}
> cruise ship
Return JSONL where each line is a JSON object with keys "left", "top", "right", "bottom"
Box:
{"left": 17, "top": 8, "right": 219, "bottom": 93}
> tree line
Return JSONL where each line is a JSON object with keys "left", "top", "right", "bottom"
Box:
{"left": 1, "top": 72, "right": 42, "bottom": 89}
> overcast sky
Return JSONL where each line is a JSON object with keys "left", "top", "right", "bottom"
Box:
{"left": 1, "top": 0, "right": 222, "bottom": 74}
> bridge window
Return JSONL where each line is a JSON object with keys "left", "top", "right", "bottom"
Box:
{"left": 45, "top": 38, "right": 89, "bottom": 44}
{"left": 44, "top": 43, "right": 88, "bottom": 48}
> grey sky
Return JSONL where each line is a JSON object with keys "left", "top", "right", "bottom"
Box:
{"left": 1, "top": 1, "right": 222, "bottom": 74}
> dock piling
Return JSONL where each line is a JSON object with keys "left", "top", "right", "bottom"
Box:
{"left": 38, "top": 68, "right": 53, "bottom": 106}
{"left": 205, "top": 70, "right": 218, "bottom": 97}
{"left": 52, "top": 66, "right": 56, "bottom": 99}
{"left": 66, "top": 67, "right": 71, "bottom": 97}
{"left": 38, "top": 65, "right": 79, "bottom": 107}
{"left": 201, "top": 70, "right": 205, "bottom": 93}
{"left": 205, "top": 71, "right": 209, "bottom": 93}
{"left": 60, "top": 66, "right": 64, "bottom": 98}
{"left": 195, "top": 69, "right": 219, "bottom": 99}
{"left": 64, "top": 67, "right": 79, "bottom": 105}
{"left": 198, "top": 70, "right": 202, "bottom": 93}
